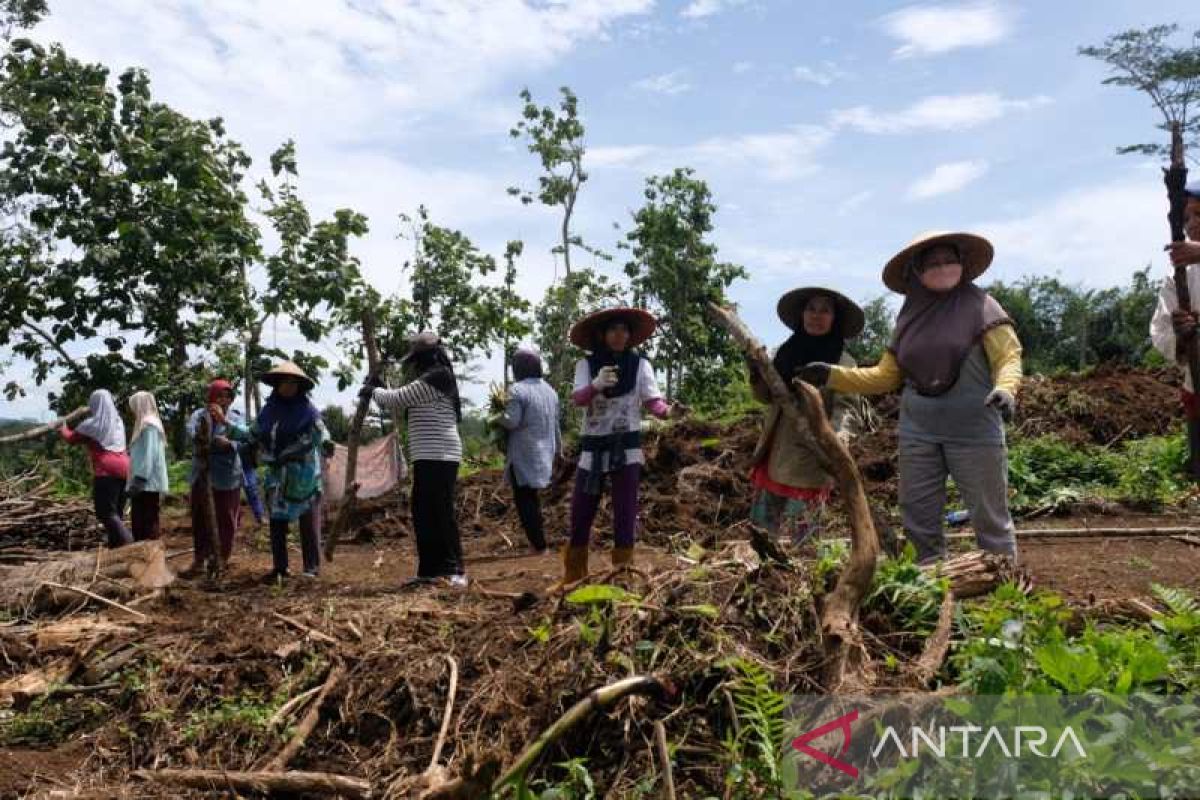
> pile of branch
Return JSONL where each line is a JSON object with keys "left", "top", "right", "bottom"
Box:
{"left": 0, "top": 471, "right": 97, "bottom": 555}
{"left": 0, "top": 540, "right": 174, "bottom": 616}
{"left": 922, "top": 550, "right": 1029, "bottom": 598}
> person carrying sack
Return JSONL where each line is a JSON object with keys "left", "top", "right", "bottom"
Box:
{"left": 748, "top": 288, "right": 862, "bottom": 544}
{"left": 801, "top": 231, "right": 1023, "bottom": 564}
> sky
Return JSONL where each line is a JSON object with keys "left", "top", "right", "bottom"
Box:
{"left": 6, "top": 0, "right": 1200, "bottom": 419}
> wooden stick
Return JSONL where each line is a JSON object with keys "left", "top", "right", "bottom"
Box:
{"left": 38, "top": 582, "right": 149, "bottom": 621}
{"left": 493, "top": 675, "right": 669, "bottom": 790}
{"left": 271, "top": 611, "right": 340, "bottom": 645}
{"left": 945, "top": 526, "right": 1200, "bottom": 541}
{"left": 426, "top": 655, "right": 459, "bottom": 776}
{"left": 133, "top": 768, "right": 370, "bottom": 799}
{"left": 268, "top": 684, "right": 324, "bottom": 729}
{"left": 193, "top": 414, "right": 222, "bottom": 579}
{"left": 909, "top": 591, "right": 955, "bottom": 688}
{"left": 327, "top": 310, "right": 382, "bottom": 561}
{"left": 265, "top": 662, "right": 346, "bottom": 772}
{"left": 0, "top": 407, "right": 87, "bottom": 446}
{"left": 653, "top": 720, "right": 676, "bottom": 800}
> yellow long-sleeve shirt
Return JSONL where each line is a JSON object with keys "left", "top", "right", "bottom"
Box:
{"left": 828, "top": 324, "right": 1023, "bottom": 396}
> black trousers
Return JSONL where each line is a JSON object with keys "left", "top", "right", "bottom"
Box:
{"left": 411, "top": 460, "right": 464, "bottom": 578}
{"left": 509, "top": 467, "right": 547, "bottom": 551}
{"left": 93, "top": 476, "right": 133, "bottom": 548}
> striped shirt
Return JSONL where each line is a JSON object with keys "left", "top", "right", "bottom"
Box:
{"left": 373, "top": 381, "right": 462, "bottom": 463}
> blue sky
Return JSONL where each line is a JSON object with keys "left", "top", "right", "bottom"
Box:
{"left": 7, "top": 0, "right": 1200, "bottom": 418}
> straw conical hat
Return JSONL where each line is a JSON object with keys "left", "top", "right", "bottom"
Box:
{"left": 569, "top": 307, "right": 657, "bottom": 351}
{"left": 882, "top": 231, "right": 994, "bottom": 294}
{"left": 777, "top": 287, "right": 865, "bottom": 338}
{"left": 261, "top": 360, "right": 315, "bottom": 391}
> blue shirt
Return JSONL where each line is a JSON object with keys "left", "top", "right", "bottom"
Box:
{"left": 187, "top": 407, "right": 246, "bottom": 491}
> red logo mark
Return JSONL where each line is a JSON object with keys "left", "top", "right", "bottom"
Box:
{"left": 791, "top": 709, "right": 860, "bottom": 778}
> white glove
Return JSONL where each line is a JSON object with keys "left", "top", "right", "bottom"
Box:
{"left": 591, "top": 366, "right": 619, "bottom": 391}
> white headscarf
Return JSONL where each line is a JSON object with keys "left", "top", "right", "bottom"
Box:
{"left": 74, "top": 389, "right": 127, "bottom": 453}
{"left": 128, "top": 390, "right": 164, "bottom": 446}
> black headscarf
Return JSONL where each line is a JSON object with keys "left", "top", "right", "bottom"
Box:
{"left": 410, "top": 347, "right": 463, "bottom": 421}
{"left": 774, "top": 299, "right": 846, "bottom": 388}
{"left": 585, "top": 316, "right": 643, "bottom": 398}
{"left": 512, "top": 350, "right": 543, "bottom": 381}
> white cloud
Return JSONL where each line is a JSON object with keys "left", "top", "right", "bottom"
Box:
{"left": 907, "top": 160, "right": 989, "bottom": 200}
{"left": 591, "top": 124, "right": 833, "bottom": 181}
{"left": 681, "top": 0, "right": 748, "bottom": 19}
{"left": 831, "top": 93, "right": 1051, "bottom": 134}
{"left": 837, "top": 190, "right": 875, "bottom": 217}
{"left": 732, "top": 60, "right": 754, "bottom": 74}
{"left": 976, "top": 178, "right": 1167, "bottom": 287}
{"left": 793, "top": 61, "right": 849, "bottom": 87}
{"left": 633, "top": 69, "right": 693, "bottom": 95}
{"left": 881, "top": 1, "right": 1013, "bottom": 59}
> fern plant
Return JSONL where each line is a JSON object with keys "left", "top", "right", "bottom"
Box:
{"left": 723, "top": 658, "right": 789, "bottom": 792}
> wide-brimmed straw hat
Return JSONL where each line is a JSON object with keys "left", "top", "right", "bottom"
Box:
{"left": 569, "top": 307, "right": 657, "bottom": 351}
{"left": 882, "top": 231, "right": 994, "bottom": 294}
{"left": 400, "top": 331, "right": 442, "bottom": 364}
{"left": 261, "top": 360, "right": 315, "bottom": 391}
{"left": 777, "top": 287, "right": 865, "bottom": 338}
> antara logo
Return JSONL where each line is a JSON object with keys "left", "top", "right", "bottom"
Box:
{"left": 791, "top": 709, "right": 860, "bottom": 778}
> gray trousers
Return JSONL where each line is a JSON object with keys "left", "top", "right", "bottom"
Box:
{"left": 899, "top": 438, "right": 1017, "bottom": 563}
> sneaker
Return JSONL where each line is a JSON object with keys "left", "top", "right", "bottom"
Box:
{"left": 301, "top": 570, "right": 319, "bottom": 579}
{"left": 400, "top": 576, "right": 435, "bottom": 590}
{"left": 446, "top": 574, "right": 469, "bottom": 589}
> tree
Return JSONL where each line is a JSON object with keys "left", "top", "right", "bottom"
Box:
{"left": 1080, "top": 24, "right": 1200, "bottom": 160}
{"left": 487, "top": 240, "right": 533, "bottom": 382}
{"left": 240, "top": 140, "right": 369, "bottom": 415}
{"left": 621, "top": 168, "right": 746, "bottom": 407}
{"left": 845, "top": 295, "right": 896, "bottom": 366}
{"left": 0, "top": 41, "right": 260, "bottom": 453}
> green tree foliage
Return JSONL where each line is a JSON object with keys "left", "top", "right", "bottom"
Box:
{"left": 622, "top": 168, "right": 746, "bottom": 408}
{"left": 533, "top": 269, "right": 626, "bottom": 401}
{"left": 1080, "top": 24, "right": 1200, "bottom": 159}
{"left": 0, "top": 41, "right": 260, "bottom": 451}
{"left": 844, "top": 294, "right": 896, "bottom": 365}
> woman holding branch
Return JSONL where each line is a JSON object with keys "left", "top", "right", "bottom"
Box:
{"left": 560, "top": 308, "right": 684, "bottom": 585}
{"left": 748, "top": 288, "right": 862, "bottom": 544}
{"left": 60, "top": 389, "right": 133, "bottom": 548}
{"left": 801, "top": 232, "right": 1023, "bottom": 564}
{"left": 366, "top": 332, "right": 466, "bottom": 588}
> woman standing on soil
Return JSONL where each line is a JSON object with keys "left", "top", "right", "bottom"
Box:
{"left": 497, "top": 346, "right": 561, "bottom": 554}
{"left": 60, "top": 389, "right": 134, "bottom": 548}
{"left": 365, "top": 332, "right": 467, "bottom": 588}
{"left": 801, "top": 232, "right": 1023, "bottom": 564}
{"left": 561, "top": 308, "right": 684, "bottom": 585}
{"left": 749, "top": 288, "right": 862, "bottom": 544}
{"left": 183, "top": 379, "right": 245, "bottom": 575}
{"left": 126, "top": 391, "right": 169, "bottom": 541}
{"left": 248, "top": 361, "right": 327, "bottom": 582}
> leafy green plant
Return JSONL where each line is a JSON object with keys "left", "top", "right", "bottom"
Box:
{"left": 722, "top": 658, "right": 789, "bottom": 793}
{"left": 811, "top": 538, "right": 848, "bottom": 585}
{"left": 865, "top": 546, "right": 949, "bottom": 636}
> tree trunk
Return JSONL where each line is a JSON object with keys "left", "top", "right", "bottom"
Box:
{"left": 0, "top": 540, "right": 174, "bottom": 614}
{"left": 326, "top": 312, "right": 381, "bottom": 562}
{"left": 169, "top": 338, "right": 190, "bottom": 458}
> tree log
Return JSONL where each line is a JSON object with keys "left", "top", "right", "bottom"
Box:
{"left": 134, "top": 768, "right": 370, "bottom": 798}
{"left": 327, "top": 310, "right": 382, "bottom": 562}
{"left": 193, "top": 415, "right": 222, "bottom": 578}
{"left": 264, "top": 662, "right": 346, "bottom": 772}
{"left": 0, "top": 407, "right": 87, "bottom": 446}
{"left": 0, "top": 540, "right": 174, "bottom": 614}
{"left": 707, "top": 302, "right": 879, "bottom": 692}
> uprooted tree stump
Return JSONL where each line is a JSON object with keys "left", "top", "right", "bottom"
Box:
{"left": 708, "top": 302, "right": 881, "bottom": 692}
{"left": 0, "top": 540, "right": 174, "bottom": 615}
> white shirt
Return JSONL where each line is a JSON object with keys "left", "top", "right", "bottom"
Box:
{"left": 1150, "top": 265, "right": 1200, "bottom": 393}
{"left": 573, "top": 357, "right": 662, "bottom": 472}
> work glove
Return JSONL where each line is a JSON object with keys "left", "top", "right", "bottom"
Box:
{"left": 591, "top": 366, "right": 619, "bottom": 391}
{"left": 668, "top": 401, "right": 690, "bottom": 420}
{"left": 985, "top": 388, "right": 1016, "bottom": 422}
{"left": 798, "top": 362, "right": 832, "bottom": 388}
{"left": 129, "top": 475, "right": 147, "bottom": 495}
{"left": 1172, "top": 309, "right": 1198, "bottom": 341}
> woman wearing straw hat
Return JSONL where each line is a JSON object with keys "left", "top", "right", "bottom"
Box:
{"left": 560, "top": 307, "right": 684, "bottom": 585}
{"left": 244, "top": 361, "right": 328, "bottom": 581}
{"left": 748, "top": 288, "right": 862, "bottom": 544}
{"left": 364, "top": 332, "right": 467, "bottom": 588}
{"left": 800, "top": 232, "right": 1023, "bottom": 564}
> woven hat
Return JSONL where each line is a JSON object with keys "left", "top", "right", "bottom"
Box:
{"left": 569, "top": 307, "right": 657, "bottom": 351}
{"left": 882, "top": 231, "right": 994, "bottom": 294}
{"left": 261, "top": 360, "right": 315, "bottom": 391}
{"left": 777, "top": 287, "right": 865, "bottom": 338}
{"left": 400, "top": 331, "right": 442, "bottom": 364}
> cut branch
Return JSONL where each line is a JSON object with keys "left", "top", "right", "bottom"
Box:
{"left": 264, "top": 662, "right": 346, "bottom": 771}
{"left": 0, "top": 407, "right": 87, "bottom": 445}
{"left": 133, "top": 769, "right": 369, "bottom": 799}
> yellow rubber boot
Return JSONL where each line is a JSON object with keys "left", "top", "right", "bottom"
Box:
{"left": 549, "top": 544, "right": 590, "bottom": 591}
{"left": 611, "top": 546, "right": 634, "bottom": 568}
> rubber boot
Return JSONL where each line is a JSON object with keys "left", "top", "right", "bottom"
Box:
{"left": 1189, "top": 419, "right": 1200, "bottom": 482}
{"left": 549, "top": 544, "right": 589, "bottom": 591}
{"left": 611, "top": 546, "right": 634, "bottom": 568}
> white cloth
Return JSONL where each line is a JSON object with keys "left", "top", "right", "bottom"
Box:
{"left": 573, "top": 357, "right": 662, "bottom": 472}
{"left": 75, "top": 389, "right": 126, "bottom": 452}
{"left": 1150, "top": 265, "right": 1200, "bottom": 393}
{"left": 127, "top": 390, "right": 164, "bottom": 447}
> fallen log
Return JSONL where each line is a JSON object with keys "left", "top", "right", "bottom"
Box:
{"left": 133, "top": 768, "right": 371, "bottom": 799}
{"left": 921, "top": 550, "right": 1023, "bottom": 599}
{"left": 0, "top": 540, "right": 174, "bottom": 614}
{"left": 708, "top": 302, "right": 880, "bottom": 692}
